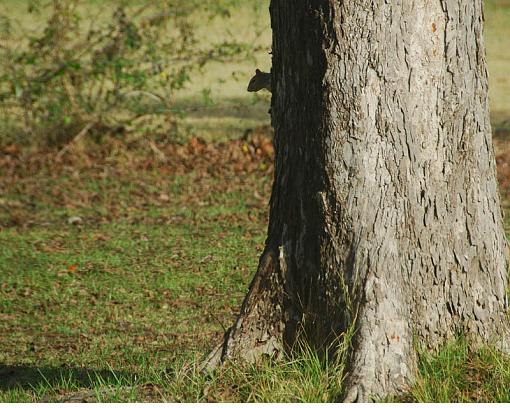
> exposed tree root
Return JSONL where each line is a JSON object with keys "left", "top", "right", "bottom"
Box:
{"left": 201, "top": 249, "right": 287, "bottom": 372}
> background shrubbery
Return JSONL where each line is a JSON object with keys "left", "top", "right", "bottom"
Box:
{"left": 0, "top": 0, "right": 267, "bottom": 147}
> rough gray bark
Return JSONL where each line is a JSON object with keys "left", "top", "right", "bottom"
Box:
{"left": 204, "top": 0, "right": 510, "bottom": 401}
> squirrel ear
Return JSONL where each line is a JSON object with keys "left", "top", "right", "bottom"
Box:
{"left": 255, "top": 69, "right": 261, "bottom": 74}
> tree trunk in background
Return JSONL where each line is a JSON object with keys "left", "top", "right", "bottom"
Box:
{"left": 204, "top": 0, "right": 510, "bottom": 401}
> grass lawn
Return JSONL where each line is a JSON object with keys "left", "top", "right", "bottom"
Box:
{"left": 0, "top": 138, "right": 273, "bottom": 402}
{"left": 1, "top": 0, "right": 510, "bottom": 403}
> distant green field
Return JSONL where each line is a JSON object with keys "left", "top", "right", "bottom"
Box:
{"left": 485, "top": 0, "right": 510, "bottom": 124}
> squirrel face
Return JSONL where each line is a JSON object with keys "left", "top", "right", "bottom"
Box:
{"left": 247, "top": 69, "right": 271, "bottom": 92}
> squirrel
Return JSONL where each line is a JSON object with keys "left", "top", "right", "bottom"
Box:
{"left": 247, "top": 69, "right": 272, "bottom": 93}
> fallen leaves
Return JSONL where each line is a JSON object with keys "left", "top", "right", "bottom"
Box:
{"left": 0, "top": 126, "right": 274, "bottom": 229}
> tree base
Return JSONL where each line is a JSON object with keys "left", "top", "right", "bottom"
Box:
{"left": 201, "top": 249, "right": 287, "bottom": 372}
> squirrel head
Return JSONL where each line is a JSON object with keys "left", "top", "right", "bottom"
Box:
{"left": 247, "top": 69, "right": 271, "bottom": 92}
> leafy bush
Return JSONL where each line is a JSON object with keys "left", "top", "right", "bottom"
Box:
{"left": 0, "top": 0, "right": 260, "bottom": 146}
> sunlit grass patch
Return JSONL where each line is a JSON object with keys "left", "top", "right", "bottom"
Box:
{"left": 0, "top": 154, "right": 268, "bottom": 402}
{"left": 407, "top": 338, "right": 510, "bottom": 403}
{"left": 144, "top": 341, "right": 346, "bottom": 403}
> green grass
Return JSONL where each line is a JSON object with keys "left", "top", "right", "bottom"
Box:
{"left": 0, "top": 341, "right": 346, "bottom": 402}
{"left": 0, "top": 148, "right": 271, "bottom": 401}
{"left": 167, "top": 342, "right": 346, "bottom": 403}
{"left": 410, "top": 339, "right": 510, "bottom": 402}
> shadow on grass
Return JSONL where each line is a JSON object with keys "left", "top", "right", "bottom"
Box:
{"left": 0, "top": 364, "right": 135, "bottom": 392}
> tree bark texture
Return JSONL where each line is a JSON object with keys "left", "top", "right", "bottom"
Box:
{"left": 204, "top": 0, "right": 510, "bottom": 401}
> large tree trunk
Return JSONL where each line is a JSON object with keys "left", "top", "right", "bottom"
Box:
{"left": 204, "top": 0, "right": 510, "bottom": 401}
